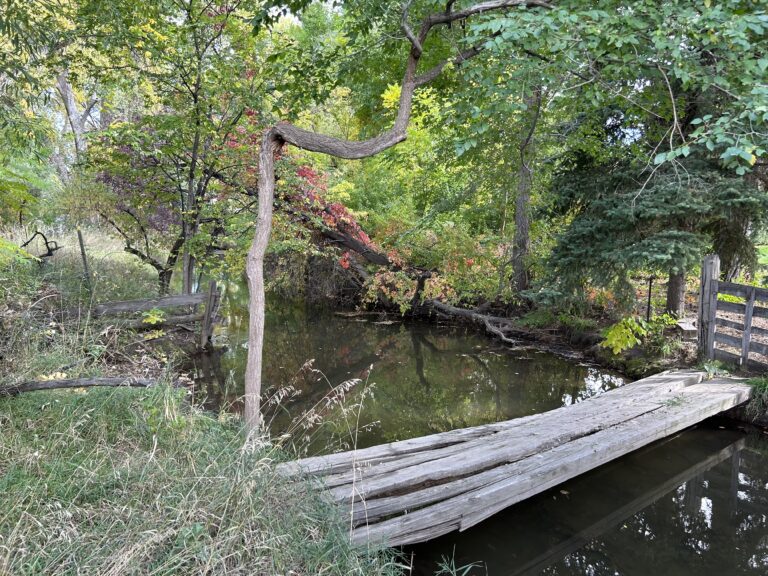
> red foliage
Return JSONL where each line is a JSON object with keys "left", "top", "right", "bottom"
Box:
{"left": 288, "top": 164, "right": 381, "bottom": 261}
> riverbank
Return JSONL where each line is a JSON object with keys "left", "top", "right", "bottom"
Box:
{"left": 0, "top": 385, "right": 402, "bottom": 574}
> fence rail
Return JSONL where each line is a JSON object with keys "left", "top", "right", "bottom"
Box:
{"left": 698, "top": 255, "right": 768, "bottom": 371}
{"left": 66, "top": 281, "right": 220, "bottom": 348}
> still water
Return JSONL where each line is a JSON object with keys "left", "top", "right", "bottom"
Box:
{"left": 191, "top": 290, "right": 624, "bottom": 454}
{"left": 408, "top": 422, "right": 768, "bottom": 576}
{"left": 192, "top": 290, "right": 768, "bottom": 575}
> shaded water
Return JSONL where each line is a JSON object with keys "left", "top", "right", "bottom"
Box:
{"left": 408, "top": 422, "right": 768, "bottom": 576}
{"left": 193, "top": 289, "right": 768, "bottom": 574}
{"left": 190, "top": 288, "right": 624, "bottom": 455}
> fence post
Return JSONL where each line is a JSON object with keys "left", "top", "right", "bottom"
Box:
{"left": 741, "top": 285, "right": 755, "bottom": 367}
{"left": 76, "top": 227, "right": 93, "bottom": 291}
{"left": 698, "top": 254, "right": 720, "bottom": 360}
{"left": 200, "top": 280, "right": 217, "bottom": 348}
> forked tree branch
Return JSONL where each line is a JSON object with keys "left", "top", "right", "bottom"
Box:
{"left": 269, "top": 0, "right": 553, "bottom": 159}
{"left": 243, "top": 0, "right": 555, "bottom": 432}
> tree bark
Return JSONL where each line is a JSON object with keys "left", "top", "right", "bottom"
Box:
{"left": 242, "top": 0, "right": 553, "bottom": 432}
{"left": 244, "top": 129, "right": 283, "bottom": 433}
{"left": 665, "top": 270, "right": 686, "bottom": 317}
{"left": 511, "top": 86, "right": 542, "bottom": 294}
{"left": 56, "top": 70, "right": 87, "bottom": 159}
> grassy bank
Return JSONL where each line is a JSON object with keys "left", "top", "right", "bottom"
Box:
{"left": 0, "top": 385, "right": 403, "bottom": 575}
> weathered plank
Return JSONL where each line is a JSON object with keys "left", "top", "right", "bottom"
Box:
{"left": 282, "top": 370, "right": 751, "bottom": 547}
{"left": 699, "top": 256, "right": 720, "bottom": 358}
{"left": 719, "top": 281, "right": 768, "bottom": 302}
{"left": 752, "top": 305, "right": 768, "bottom": 320}
{"left": 346, "top": 379, "right": 751, "bottom": 546}
{"left": 717, "top": 300, "right": 746, "bottom": 315}
{"left": 715, "top": 317, "right": 744, "bottom": 331}
{"left": 91, "top": 293, "right": 208, "bottom": 317}
{"left": 332, "top": 395, "right": 669, "bottom": 502}
{"left": 123, "top": 313, "right": 204, "bottom": 330}
{"left": 714, "top": 331, "right": 742, "bottom": 350}
{"left": 278, "top": 371, "right": 702, "bottom": 478}
{"left": 714, "top": 348, "right": 742, "bottom": 365}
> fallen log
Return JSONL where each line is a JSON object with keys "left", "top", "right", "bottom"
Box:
{"left": 422, "top": 299, "right": 542, "bottom": 343}
{"left": 92, "top": 293, "right": 207, "bottom": 317}
{"left": 1, "top": 377, "right": 161, "bottom": 396}
{"left": 123, "top": 313, "right": 204, "bottom": 330}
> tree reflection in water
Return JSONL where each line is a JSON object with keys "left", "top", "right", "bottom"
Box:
{"left": 189, "top": 292, "right": 624, "bottom": 455}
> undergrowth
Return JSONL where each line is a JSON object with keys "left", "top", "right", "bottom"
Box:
{"left": 746, "top": 377, "right": 768, "bottom": 422}
{"left": 0, "top": 226, "right": 172, "bottom": 387}
{"left": 0, "top": 385, "right": 404, "bottom": 575}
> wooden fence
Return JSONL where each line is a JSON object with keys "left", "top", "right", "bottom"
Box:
{"left": 698, "top": 255, "right": 768, "bottom": 371}
{"left": 76, "top": 281, "right": 220, "bottom": 348}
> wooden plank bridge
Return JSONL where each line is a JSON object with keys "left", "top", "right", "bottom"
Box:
{"left": 277, "top": 370, "right": 752, "bottom": 546}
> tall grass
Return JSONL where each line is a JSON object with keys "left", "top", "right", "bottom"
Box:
{"left": 0, "top": 385, "right": 405, "bottom": 575}
{"left": 0, "top": 225, "right": 169, "bottom": 387}
{"left": 746, "top": 377, "right": 768, "bottom": 422}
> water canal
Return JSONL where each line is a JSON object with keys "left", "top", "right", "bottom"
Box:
{"left": 191, "top": 291, "right": 768, "bottom": 575}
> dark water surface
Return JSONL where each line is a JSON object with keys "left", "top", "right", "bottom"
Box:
{"left": 192, "top": 291, "right": 768, "bottom": 575}
{"left": 407, "top": 422, "right": 768, "bottom": 576}
{"left": 192, "top": 290, "right": 624, "bottom": 454}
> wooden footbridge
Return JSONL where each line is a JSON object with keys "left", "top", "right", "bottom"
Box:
{"left": 277, "top": 371, "right": 752, "bottom": 546}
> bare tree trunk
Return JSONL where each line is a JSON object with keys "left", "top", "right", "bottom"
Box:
{"left": 242, "top": 0, "right": 553, "bottom": 432}
{"left": 511, "top": 87, "right": 542, "bottom": 294}
{"left": 665, "top": 270, "right": 686, "bottom": 317}
{"left": 244, "top": 129, "right": 282, "bottom": 432}
{"left": 56, "top": 71, "right": 86, "bottom": 158}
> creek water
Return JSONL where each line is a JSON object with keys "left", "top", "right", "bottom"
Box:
{"left": 190, "top": 289, "right": 624, "bottom": 455}
{"left": 190, "top": 290, "right": 768, "bottom": 575}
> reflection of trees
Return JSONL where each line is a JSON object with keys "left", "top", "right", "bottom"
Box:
{"left": 540, "top": 433, "right": 768, "bottom": 576}
{"left": 199, "top": 289, "right": 624, "bottom": 451}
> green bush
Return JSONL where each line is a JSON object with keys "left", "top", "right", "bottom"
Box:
{"left": 600, "top": 314, "right": 678, "bottom": 356}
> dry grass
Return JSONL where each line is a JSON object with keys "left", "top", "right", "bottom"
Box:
{"left": 0, "top": 385, "right": 405, "bottom": 575}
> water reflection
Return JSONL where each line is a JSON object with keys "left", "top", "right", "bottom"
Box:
{"left": 408, "top": 423, "right": 768, "bottom": 576}
{"left": 189, "top": 290, "right": 624, "bottom": 454}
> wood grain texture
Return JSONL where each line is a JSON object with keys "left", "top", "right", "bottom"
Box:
{"left": 280, "top": 371, "right": 751, "bottom": 546}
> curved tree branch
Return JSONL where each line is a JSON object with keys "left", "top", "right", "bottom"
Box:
{"left": 243, "top": 0, "right": 554, "bottom": 432}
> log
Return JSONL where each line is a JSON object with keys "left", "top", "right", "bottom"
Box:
{"left": 123, "top": 313, "right": 205, "bottom": 330}
{"left": 1, "top": 377, "right": 160, "bottom": 396}
{"left": 91, "top": 293, "right": 207, "bottom": 316}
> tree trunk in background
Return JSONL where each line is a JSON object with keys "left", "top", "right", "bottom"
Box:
{"left": 56, "top": 71, "right": 86, "bottom": 158}
{"left": 665, "top": 270, "right": 686, "bottom": 317}
{"left": 511, "top": 87, "right": 542, "bottom": 294}
{"left": 512, "top": 172, "right": 531, "bottom": 293}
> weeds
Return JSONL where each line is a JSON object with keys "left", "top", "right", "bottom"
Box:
{"left": 746, "top": 377, "right": 768, "bottom": 422}
{"left": 0, "top": 386, "right": 404, "bottom": 575}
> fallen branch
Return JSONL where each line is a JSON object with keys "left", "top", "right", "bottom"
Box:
{"left": 1, "top": 377, "right": 162, "bottom": 396}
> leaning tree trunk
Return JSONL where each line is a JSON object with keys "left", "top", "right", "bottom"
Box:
{"left": 665, "top": 270, "right": 686, "bottom": 317}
